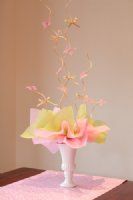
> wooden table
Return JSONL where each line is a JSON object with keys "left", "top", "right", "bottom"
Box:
{"left": 0, "top": 168, "right": 133, "bottom": 200}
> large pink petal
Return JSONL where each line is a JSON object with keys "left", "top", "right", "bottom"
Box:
{"left": 95, "top": 125, "right": 110, "bottom": 133}
{"left": 87, "top": 124, "right": 110, "bottom": 142}
{"left": 64, "top": 130, "right": 88, "bottom": 148}
{"left": 73, "top": 119, "right": 88, "bottom": 138}
{"left": 87, "top": 124, "right": 110, "bottom": 135}
{"left": 32, "top": 138, "right": 59, "bottom": 154}
{"left": 61, "top": 121, "right": 74, "bottom": 138}
{"left": 34, "top": 129, "right": 64, "bottom": 140}
{"left": 88, "top": 132, "right": 98, "bottom": 142}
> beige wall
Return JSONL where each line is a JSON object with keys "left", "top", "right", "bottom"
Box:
{"left": 1, "top": 0, "right": 133, "bottom": 180}
{"left": 0, "top": 0, "right": 16, "bottom": 172}
{"left": 15, "top": 0, "right": 43, "bottom": 168}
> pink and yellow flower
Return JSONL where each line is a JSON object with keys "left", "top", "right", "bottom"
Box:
{"left": 33, "top": 118, "right": 88, "bottom": 150}
{"left": 21, "top": 105, "right": 110, "bottom": 153}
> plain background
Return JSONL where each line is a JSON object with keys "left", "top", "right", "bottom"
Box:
{"left": 0, "top": 0, "right": 133, "bottom": 181}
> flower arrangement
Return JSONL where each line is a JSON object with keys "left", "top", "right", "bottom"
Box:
{"left": 21, "top": 1, "right": 110, "bottom": 154}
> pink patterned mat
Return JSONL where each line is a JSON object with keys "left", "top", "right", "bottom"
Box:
{"left": 0, "top": 170, "right": 125, "bottom": 200}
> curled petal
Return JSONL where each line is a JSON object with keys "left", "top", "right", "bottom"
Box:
{"left": 61, "top": 120, "right": 78, "bottom": 139}
{"left": 64, "top": 133, "right": 88, "bottom": 148}
{"left": 87, "top": 124, "right": 110, "bottom": 143}
{"left": 61, "top": 119, "right": 88, "bottom": 148}
{"left": 73, "top": 119, "right": 88, "bottom": 138}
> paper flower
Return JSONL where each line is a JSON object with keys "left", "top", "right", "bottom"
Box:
{"left": 64, "top": 17, "right": 80, "bottom": 28}
{"left": 63, "top": 73, "right": 79, "bottom": 85}
{"left": 80, "top": 71, "right": 89, "bottom": 79}
{"left": 31, "top": 119, "right": 88, "bottom": 149}
{"left": 42, "top": 19, "right": 51, "bottom": 29}
{"left": 42, "top": 5, "right": 51, "bottom": 29}
{"left": 21, "top": 105, "right": 109, "bottom": 153}
{"left": 51, "top": 30, "right": 66, "bottom": 43}
{"left": 63, "top": 46, "right": 76, "bottom": 56}
{"left": 26, "top": 85, "right": 37, "bottom": 91}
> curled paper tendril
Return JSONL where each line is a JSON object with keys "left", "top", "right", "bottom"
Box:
{"left": 28, "top": 2, "right": 106, "bottom": 113}
{"left": 26, "top": 86, "right": 57, "bottom": 108}
{"left": 65, "top": 0, "right": 73, "bottom": 8}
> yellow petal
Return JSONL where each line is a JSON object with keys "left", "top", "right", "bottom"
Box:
{"left": 44, "top": 106, "right": 75, "bottom": 131}
{"left": 77, "top": 104, "right": 88, "bottom": 119}
{"left": 88, "top": 118, "right": 95, "bottom": 125}
{"left": 21, "top": 109, "right": 54, "bottom": 138}
{"left": 93, "top": 120, "right": 106, "bottom": 127}
{"left": 21, "top": 125, "right": 35, "bottom": 139}
{"left": 95, "top": 132, "right": 107, "bottom": 144}
{"left": 35, "top": 109, "right": 54, "bottom": 128}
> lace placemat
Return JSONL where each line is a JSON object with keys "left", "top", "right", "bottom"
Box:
{"left": 0, "top": 170, "right": 125, "bottom": 200}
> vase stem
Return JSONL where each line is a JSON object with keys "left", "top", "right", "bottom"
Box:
{"left": 59, "top": 143, "right": 77, "bottom": 188}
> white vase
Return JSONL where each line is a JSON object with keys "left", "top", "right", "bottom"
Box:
{"left": 59, "top": 143, "right": 77, "bottom": 188}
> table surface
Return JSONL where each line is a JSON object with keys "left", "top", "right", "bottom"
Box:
{"left": 0, "top": 168, "right": 133, "bottom": 200}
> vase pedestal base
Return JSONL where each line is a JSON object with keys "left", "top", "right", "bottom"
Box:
{"left": 59, "top": 143, "right": 77, "bottom": 188}
{"left": 60, "top": 181, "right": 76, "bottom": 188}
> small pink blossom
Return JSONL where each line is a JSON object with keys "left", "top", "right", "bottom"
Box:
{"left": 42, "top": 19, "right": 51, "bottom": 29}
{"left": 26, "top": 85, "right": 37, "bottom": 91}
{"left": 83, "top": 95, "right": 96, "bottom": 104}
{"left": 56, "top": 67, "right": 62, "bottom": 75}
{"left": 97, "top": 99, "right": 106, "bottom": 106}
{"left": 63, "top": 46, "right": 76, "bottom": 56}
{"left": 80, "top": 71, "right": 88, "bottom": 79}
